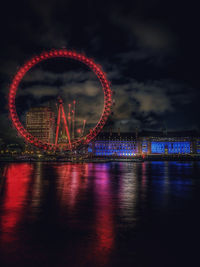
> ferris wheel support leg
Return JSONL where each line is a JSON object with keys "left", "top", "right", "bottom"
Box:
{"left": 61, "top": 106, "right": 72, "bottom": 149}
{"left": 55, "top": 105, "right": 61, "bottom": 146}
{"left": 72, "top": 100, "right": 76, "bottom": 139}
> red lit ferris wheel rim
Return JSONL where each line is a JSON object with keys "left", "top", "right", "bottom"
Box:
{"left": 9, "top": 49, "right": 112, "bottom": 151}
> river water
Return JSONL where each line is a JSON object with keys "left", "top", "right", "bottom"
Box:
{"left": 0, "top": 161, "right": 200, "bottom": 267}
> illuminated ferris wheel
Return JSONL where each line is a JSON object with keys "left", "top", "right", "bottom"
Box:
{"left": 8, "top": 49, "right": 112, "bottom": 151}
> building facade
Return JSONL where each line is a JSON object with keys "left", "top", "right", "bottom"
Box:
{"left": 88, "top": 131, "right": 200, "bottom": 157}
{"left": 26, "top": 107, "right": 55, "bottom": 143}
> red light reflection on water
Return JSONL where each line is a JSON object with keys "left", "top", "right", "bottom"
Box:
{"left": 55, "top": 163, "right": 115, "bottom": 265}
{"left": 92, "top": 164, "right": 114, "bottom": 265}
{"left": 55, "top": 163, "right": 88, "bottom": 209}
{"left": 142, "top": 162, "right": 147, "bottom": 187}
{"left": 0, "top": 163, "right": 32, "bottom": 242}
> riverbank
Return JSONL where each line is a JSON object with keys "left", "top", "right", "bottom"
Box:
{"left": 0, "top": 154, "right": 200, "bottom": 162}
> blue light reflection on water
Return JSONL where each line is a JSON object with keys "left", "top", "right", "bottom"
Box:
{"left": 0, "top": 161, "right": 200, "bottom": 267}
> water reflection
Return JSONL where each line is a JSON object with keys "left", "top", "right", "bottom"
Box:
{"left": 0, "top": 163, "right": 33, "bottom": 242}
{"left": 119, "top": 163, "right": 138, "bottom": 224}
{"left": 55, "top": 163, "right": 89, "bottom": 210}
{"left": 93, "top": 163, "right": 114, "bottom": 265}
{"left": 31, "top": 162, "right": 43, "bottom": 209}
{"left": 55, "top": 163, "right": 115, "bottom": 266}
{"left": 0, "top": 161, "right": 199, "bottom": 267}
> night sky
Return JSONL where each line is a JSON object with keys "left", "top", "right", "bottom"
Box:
{"left": 0, "top": 0, "right": 200, "bottom": 142}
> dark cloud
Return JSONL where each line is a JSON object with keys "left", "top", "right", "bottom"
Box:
{"left": 111, "top": 13, "right": 175, "bottom": 51}
{"left": 111, "top": 78, "right": 196, "bottom": 131}
{"left": 0, "top": 0, "right": 200, "bottom": 142}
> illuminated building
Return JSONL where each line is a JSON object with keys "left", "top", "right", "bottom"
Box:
{"left": 88, "top": 132, "right": 138, "bottom": 157}
{"left": 88, "top": 130, "right": 200, "bottom": 157}
{"left": 151, "top": 141, "right": 190, "bottom": 154}
{"left": 89, "top": 140, "right": 138, "bottom": 156}
{"left": 26, "top": 107, "right": 55, "bottom": 143}
{"left": 196, "top": 139, "right": 200, "bottom": 154}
